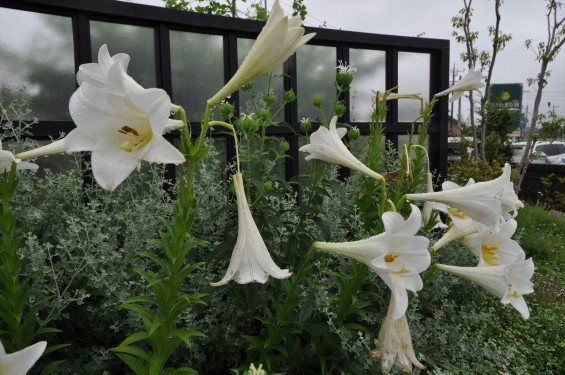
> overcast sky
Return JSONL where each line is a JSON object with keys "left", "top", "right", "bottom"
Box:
{"left": 125, "top": 0, "right": 565, "bottom": 122}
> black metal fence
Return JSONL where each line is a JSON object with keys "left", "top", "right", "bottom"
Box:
{"left": 0, "top": 0, "right": 450, "bottom": 180}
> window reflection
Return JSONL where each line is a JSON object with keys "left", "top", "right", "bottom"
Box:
{"left": 349, "top": 49, "right": 386, "bottom": 122}
{"left": 0, "top": 8, "right": 75, "bottom": 120}
{"left": 170, "top": 31, "right": 224, "bottom": 123}
{"left": 398, "top": 52, "right": 430, "bottom": 122}
{"left": 297, "top": 45, "right": 336, "bottom": 122}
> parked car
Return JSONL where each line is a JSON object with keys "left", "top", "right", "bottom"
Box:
{"left": 511, "top": 141, "right": 565, "bottom": 165}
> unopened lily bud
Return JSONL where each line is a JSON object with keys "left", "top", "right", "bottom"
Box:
{"left": 236, "top": 114, "right": 259, "bottom": 135}
{"left": 219, "top": 101, "right": 235, "bottom": 120}
{"left": 313, "top": 96, "right": 324, "bottom": 108}
{"left": 300, "top": 117, "right": 312, "bottom": 133}
{"left": 347, "top": 127, "right": 360, "bottom": 140}
{"left": 283, "top": 89, "right": 296, "bottom": 103}
{"left": 242, "top": 81, "right": 254, "bottom": 92}
{"left": 334, "top": 101, "right": 347, "bottom": 117}
{"left": 263, "top": 89, "right": 277, "bottom": 106}
{"left": 279, "top": 139, "right": 290, "bottom": 152}
{"left": 257, "top": 109, "right": 271, "bottom": 124}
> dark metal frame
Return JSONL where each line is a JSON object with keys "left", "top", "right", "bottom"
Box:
{"left": 1, "top": 0, "right": 450, "bottom": 179}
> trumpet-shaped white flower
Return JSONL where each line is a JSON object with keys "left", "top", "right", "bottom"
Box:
{"left": 406, "top": 163, "right": 512, "bottom": 228}
{"left": 501, "top": 180, "right": 524, "bottom": 219}
{"left": 0, "top": 142, "right": 38, "bottom": 173}
{"left": 370, "top": 297, "right": 425, "bottom": 374}
{"left": 299, "top": 116, "right": 383, "bottom": 180}
{"left": 315, "top": 205, "right": 430, "bottom": 319}
{"left": 0, "top": 340, "right": 46, "bottom": 375}
{"left": 435, "top": 67, "right": 484, "bottom": 102}
{"left": 437, "top": 258, "right": 534, "bottom": 319}
{"left": 211, "top": 173, "right": 291, "bottom": 286}
{"left": 208, "top": 0, "right": 315, "bottom": 106}
{"left": 460, "top": 219, "right": 526, "bottom": 266}
{"left": 17, "top": 47, "right": 186, "bottom": 190}
{"left": 77, "top": 44, "right": 143, "bottom": 92}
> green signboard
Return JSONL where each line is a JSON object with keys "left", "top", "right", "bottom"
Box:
{"left": 488, "top": 83, "right": 523, "bottom": 130}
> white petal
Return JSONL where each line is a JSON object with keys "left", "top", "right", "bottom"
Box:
{"left": 91, "top": 136, "right": 141, "bottom": 191}
{"left": 128, "top": 88, "right": 172, "bottom": 135}
{"left": 143, "top": 136, "right": 185, "bottom": 165}
{"left": 0, "top": 341, "right": 46, "bottom": 375}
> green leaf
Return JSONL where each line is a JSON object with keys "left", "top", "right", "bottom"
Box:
{"left": 173, "top": 329, "right": 207, "bottom": 348}
{"left": 114, "top": 353, "right": 146, "bottom": 375}
{"left": 110, "top": 345, "right": 149, "bottom": 361}
{"left": 121, "top": 331, "right": 150, "bottom": 347}
{"left": 39, "top": 360, "right": 66, "bottom": 375}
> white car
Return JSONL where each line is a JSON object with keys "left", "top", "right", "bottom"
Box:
{"left": 511, "top": 141, "right": 565, "bottom": 165}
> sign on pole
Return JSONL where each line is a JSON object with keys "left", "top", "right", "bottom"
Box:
{"left": 488, "top": 83, "right": 523, "bottom": 130}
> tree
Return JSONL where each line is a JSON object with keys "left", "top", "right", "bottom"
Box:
{"left": 518, "top": 0, "right": 565, "bottom": 176}
{"left": 484, "top": 104, "right": 515, "bottom": 163}
{"left": 452, "top": 0, "right": 511, "bottom": 162}
{"left": 162, "top": 0, "right": 308, "bottom": 20}
{"left": 538, "top": 103, "right": 565, "bottom": 141}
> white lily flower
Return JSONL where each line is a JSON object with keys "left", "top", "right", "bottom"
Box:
{"left": 0, "top": 142, "right": 38, "bottom": 173}
{"left": 211, "top": 173, "right": 291, "bottom": 286}
{"left": 437, "top": 258, "right": 534, "bottom": 319}
{"left": 406, "top": 163, "right": 512, "bottom": 228}
{"left": 77, "top": 44, "right": 143, "bottom": 92}
{"left": 68, "top": 60, "right": 184, "bottom": 191}
{"left": 208, "top": 0, "right": 315, "bottom": 106}
{"left": 503, "top": 258, "right": 535, "bottom": 319}
{"left": 501, "top": 180, "right": 524, "bottom": 219}
{"left": 460, "top": 219, "right": 526, "bottom": 266}
{"left": 435, "top": 67, "right": 485, "bottom": 102}
{"left": 0, "top": 340, "right": 46, "bottom": 375}
{"left": 299, "top": 116, "right": 383, "bottom": 180}
{"left": 315, "top": 205, "right": 430, "bottom": 319}
{"left": 421, "top": 172, "right": 447, "bottom": 229}
{"left": 370, "top": 297, "right": 425, "bottom": 374}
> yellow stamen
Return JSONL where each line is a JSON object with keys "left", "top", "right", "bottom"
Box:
{"left": 447, "top": 207, "right": 467, "bottom": 219}
{"left": 385, "top": 254, "right": 399, "bottom": 263}
{"left": 481, "top": 245, "right": 498, "bottom": 255}
{"left": 118, "top": 125, "right": 152, "bottom": 152}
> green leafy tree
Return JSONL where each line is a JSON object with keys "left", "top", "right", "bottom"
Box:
{"left": 484, "top": 104, "right": 515, "bottom": 163}
{"left": 518, "top": 0, "right": 565, "bottom": 176}
{"left": 538, "top": 103, "right": 565, "bottom": 141}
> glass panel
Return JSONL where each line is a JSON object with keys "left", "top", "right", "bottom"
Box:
{"left": 397, "top": 52, "right": 430, "bottom": 122}
{"left": 170, "top": 31, "right": 224, "bottom": 123}
{"left": 90, "top": 21, "right": 156, "bottom": 88}
{"left": 297, "top": 45, "right": 336, "bottom": 122}
{"left": 0, "top": 8, "right": 75, "bottom": 120}
{"left": 398, "top": 134, "right": 429, "bottom": 157}
{"left": 349, "top": 49, "right": 386, "bottom": 122}
{"left": 237, "top": 38, "right": 284, "bottom": 121}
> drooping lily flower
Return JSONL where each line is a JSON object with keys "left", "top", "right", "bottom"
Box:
{"left": 315, "top": 205, "right": 430, "bottom": 319}
{"left": 208, "top": 0, "right": 315, "bottom": 107}
{"left": 0, "top": 141, "right": 38, "bottom": 173}
{"left": 459, "top": 219, "right": 526, "bottom": 266}
{"left": 0, "top": 340, "right": 46, "bottom": 375}
{"left": 299, "top": 116, "right": 383, "bottom": 180}
{"left": 370, "top": 297, "right": 425, "bottom": 374}
{"left": 210, "top": 173, "right": 291, "bottom": 286}
{"left": 406, "top": 163, "right": 512, "bottom": 228}
{"left": 436, "top": 258, "right": 534, "bottom": 319}
{"left": 435, "top": 67, "right": 484, "bottom": 102}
